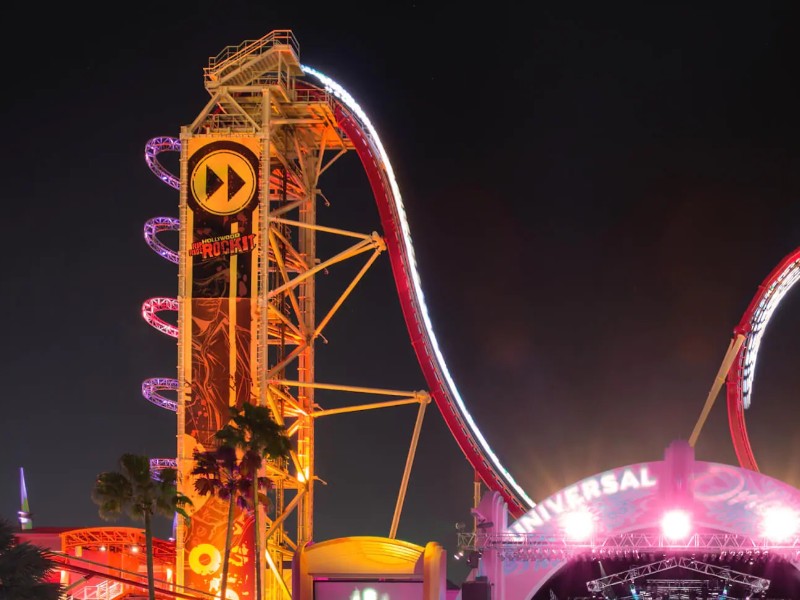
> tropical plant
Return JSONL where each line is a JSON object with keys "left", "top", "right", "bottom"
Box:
{"left": 91, "top": 454, "right": 191, "bottom": 600}
{"left": 191, "top": 404, "right": 290, "bottom": 600}
{"left": 190, "top": 445, "right": 259, "bottom": 600}
{"left": 0, "top": 518, "right": 62, "bottom": 600}
{"left": 214, "top": 403, "right": 291, "bottom": 600}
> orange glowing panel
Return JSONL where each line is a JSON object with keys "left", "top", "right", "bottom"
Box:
{"left": 181, "top": 137, "right": 261, "bottom": 599}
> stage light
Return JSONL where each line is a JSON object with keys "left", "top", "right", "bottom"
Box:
{"left": 130, "top": 545, "right": 140, "bottom": 554}
{"left": 760, "top": 505, "right": 799, "bottom": 541}
{"left": 661, "top": 509, "right": 691, "bottom": 540}
{"left": 466, "top": 550, "right": 482, "bottom": 568}
{"left": 561, "top": 507, "right": 595, "bottom": 541}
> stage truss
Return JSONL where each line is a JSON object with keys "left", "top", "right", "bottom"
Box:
{"left": 459, "top": 530, "right": 800, "bottom": 564}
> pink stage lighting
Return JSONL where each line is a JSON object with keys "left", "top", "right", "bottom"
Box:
{"left": 760, "top": 506, "right": 800, "bottom": 542}
{"left": 561, "top": 508, "right": 595, "bottom": 541}
{"left": 661, "top": 509, "right": 691, "bottom": 540}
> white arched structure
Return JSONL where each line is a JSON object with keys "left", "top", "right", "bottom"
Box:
{"left": 463, "top": 441, "right": 800, "bottom": 599}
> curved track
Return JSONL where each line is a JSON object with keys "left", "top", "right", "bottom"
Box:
{"left": 302, "top": 66, "right": 535, "bottom": 517}
{"left": 141, "top": 70, "right": 536, "bottom": 517}
{"left": 726, "top": 247, "right": 800, "bottom": 471}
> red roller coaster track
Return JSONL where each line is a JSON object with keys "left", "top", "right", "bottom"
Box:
{"left": 142, "top": 65, "right": 537, "bottom": 520}
{"left": 301, "top": 66, "right": 536, "bottom": 518}
{"left": 132, "top": 39, "right": 800, "bottom": 599}
{"left": 143, "top": 51, "right": 800, "bottom": 527}
{"left": 726, "top": 246, "right": 800, "bottom": 471}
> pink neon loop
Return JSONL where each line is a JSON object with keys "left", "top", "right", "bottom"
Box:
{"left": 141, "top": 377, "right": 178, "bottom": 412}
{"left": 144, "top": 216, "right": 180, "bottom": 264}
{"left": 144, "top": 137, "right": 180, "bottom": 190}
{"left": 142, "top": 297, "right": 178, "bottom": 338}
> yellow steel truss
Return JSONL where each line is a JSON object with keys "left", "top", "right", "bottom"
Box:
{"left": 175, "top": 30, "right": 430, "bottom": 599}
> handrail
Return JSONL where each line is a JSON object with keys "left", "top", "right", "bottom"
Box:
{"left": 205, "top": 30, "right": 299, "bottom": 81}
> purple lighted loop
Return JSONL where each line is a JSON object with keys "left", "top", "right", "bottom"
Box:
{"left": 144, "top": 217, "right": 180, "bottom": 264}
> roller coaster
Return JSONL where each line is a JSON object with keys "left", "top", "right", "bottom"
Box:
{"left": 140, "top": 33, "right": 535, "bottom": 529}
{"left": 725, "top": 246, "right": 800, "bottom": 471}
{"left": 52, "top": 27, "right": 800, "bottom": 600}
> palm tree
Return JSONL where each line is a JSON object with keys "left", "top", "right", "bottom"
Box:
{"left": 0, "top": 518, "right": 62, "bottom": 599}
{"left": 91, "top": 454, "right": 191, "bottom": 600}
{"left": 191, "top": 444, "right": 264, "bottom": 600}
{"left": 192, "top": 400, "right": 290, "bottom": 600}
{"left": 214, "top": 403, "right": 291, "bottom": 600}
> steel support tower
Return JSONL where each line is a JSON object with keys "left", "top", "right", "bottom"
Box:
{"left": 174, "top": 31, "right": 377, "bottom": 598}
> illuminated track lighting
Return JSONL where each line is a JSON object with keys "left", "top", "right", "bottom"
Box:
{"left": 728, "top": 247, "right": 800, "bottom": 470}
{"left": 301, "top": 64, "right": 537, "bottom": 516}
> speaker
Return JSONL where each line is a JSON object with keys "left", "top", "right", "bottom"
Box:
{"left": 461, "top": 578, "right": 491, "bottom": 600}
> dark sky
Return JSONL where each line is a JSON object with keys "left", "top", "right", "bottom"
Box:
{"left": 3, "top": 1, "right": 800, "bottom": 584}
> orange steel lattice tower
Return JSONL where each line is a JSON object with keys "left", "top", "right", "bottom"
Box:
{"left": 172, "top": 31, "right": 394, "bottom": 600}
{"left": 177, "top": 32, "right": 341, "bottom": 598}
{"left": 143, "top": 29, "right": 436, "bottom": 600}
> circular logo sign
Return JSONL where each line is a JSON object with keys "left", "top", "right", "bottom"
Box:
{"left": 190, "top": 147, "right": 257, "bottom": 216}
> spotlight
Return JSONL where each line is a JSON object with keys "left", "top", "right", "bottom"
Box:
{"left": 760, "top": 505, "right": 799, "bottom": 541}
{"left": 561, "top": 507, "right": 595, "bottom": 541}
{"left": 661, "top": 509, "right": 691, "bottom": 540}
{"left": 466, "top": 550, "right": 482, "bottom": 569}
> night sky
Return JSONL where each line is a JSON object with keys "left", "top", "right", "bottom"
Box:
{"left": 3, "top": 2, "right": 800, "bottom": 585}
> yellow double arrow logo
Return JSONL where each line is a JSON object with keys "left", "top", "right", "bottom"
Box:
{"left": 190, "top": 148, "right": 256, "bottom": 216}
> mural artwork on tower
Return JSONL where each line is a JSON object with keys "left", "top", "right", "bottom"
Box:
{"left": 181, "top": 137, "right": 261, "bottom": 599}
